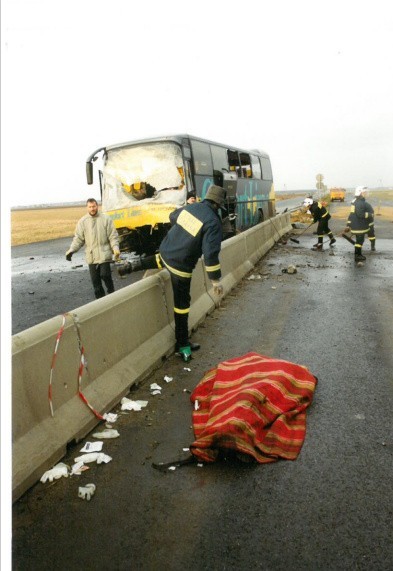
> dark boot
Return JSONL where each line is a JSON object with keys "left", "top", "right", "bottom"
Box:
{"left": 312, "top": 243, "right": 323, "bottom": 251}
{"left": 329, "top": 237, "right": 336, "bottom": 246}
{"left": 371, "top": 242, "right": 376, "bottom": 251}
{"left": 355, "top": 251, "right": 366, "bottom": 261}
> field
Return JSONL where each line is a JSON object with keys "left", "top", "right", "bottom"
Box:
{"left": 11, "top": 191, "right": 392, "bottom": 246}
{"left": 11, "top": 206, "right": 86, "bottom": 246}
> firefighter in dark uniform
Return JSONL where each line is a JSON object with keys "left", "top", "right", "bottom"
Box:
{"left": 345, "top": 186, "right": 374, "bottom": 261}
{"left": 303, "top": 197, "right": 336, "bottom": 250}
{"left": 118, "top": 185, "right": 225, "bottom": 361}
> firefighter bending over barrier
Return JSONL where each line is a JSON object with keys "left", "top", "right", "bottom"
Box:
{"left": 303, "top": 197, "right": 336, "bottom": 250}
{"left": 118, "top": 185, "right": 226, "bottom": 362}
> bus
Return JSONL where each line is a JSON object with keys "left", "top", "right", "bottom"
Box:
{"left": 86, "top": 134, "right": 275, "bottom": 255}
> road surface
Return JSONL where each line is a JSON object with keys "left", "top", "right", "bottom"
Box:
{"left": 11, "top": 207, "right": 393, "bottom": 570}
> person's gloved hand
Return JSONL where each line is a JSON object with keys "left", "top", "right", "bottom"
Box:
{"left": 40, "top": 462, "right": 69, "bottom": 483}
{"left": 113, "top": 249, "right": 121, "bottom": 261}
{"left": 211, "top": 280, "right": 223, "bottom": 296}
{"left": 66, "top": 250, "right": 73, "bottom": 261}
{"left": 78, "top": 483, "right": 96, "bottom": 501}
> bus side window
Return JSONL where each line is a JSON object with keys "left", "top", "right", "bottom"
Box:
{"left": 260, "top": 157, "right": 273, "bottom": 181}
{"left": 210, "top": 144, "right": 228, "bottom": 186}
{"left": 240, "top": 152, "right": 252, "bottom": 178}
{"left": 190, "top": 140, "right": 213, "bottom": 175}
{"left": 227, "top": 149, "right": 240, "bottom": 176}
{"left": 251, "top": 155, "right": 262, "bottom": 179}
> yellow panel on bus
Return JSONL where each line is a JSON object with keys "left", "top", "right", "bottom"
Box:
{"left": 106, "top": 203, "right": 177, "bottom": 230}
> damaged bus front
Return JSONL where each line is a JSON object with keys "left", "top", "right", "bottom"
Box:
{"left": 86, "top": 135, "right": 275, "bottom": 256}
{"left": 86, "top": 139, "right": 189, "bottom": 255}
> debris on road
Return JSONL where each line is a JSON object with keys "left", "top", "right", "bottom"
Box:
{"left": 150, "top": 383, "right": 162, "bottom": 396}
{"left": 121, "top": 397, "right": 148, "bottom": 411}
{"left": 78, "top": 483, "right": 96, "bottom": 501}
{"left": 74, "top": 452, "right": 112, "bottom": 465}
{"left": 282, "top": 264, "right": 297, "bottom": 274}
{"left": 71, "top": 462, "right": 89, "bottom": 476}
{"left": 92, "top": 429, "right": 120, "bottom": 439}
{"left": 79, "top": 441, "right": 104, "bottom": 453}
{"left": 40, "top": 462, "right": 69, "bottom": 483}
{"left": 103, "top": 412, "right": 118, "bottom": 423}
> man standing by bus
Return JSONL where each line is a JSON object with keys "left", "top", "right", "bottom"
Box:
{"left": 66, "top": 198, "right": 120, "bottom": 299}
{"left": 118, "top": 185, "right": 226, "bottom": 362}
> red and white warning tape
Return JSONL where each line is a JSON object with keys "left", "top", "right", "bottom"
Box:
{"left": 49, "top": 312, "right": 104, "bottom": 420}
{"left": 48, "top": 314, "right": 66, "bottom": 417}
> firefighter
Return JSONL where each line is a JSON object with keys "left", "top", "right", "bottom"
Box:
{"left": 118, "top": 185, "right": 225, "bottom": 362}
{"left": 303, "top": 198, "right": 336, "bottom": 250}
{"left": 345, "top": 186, "right": 374, "bottom": 261}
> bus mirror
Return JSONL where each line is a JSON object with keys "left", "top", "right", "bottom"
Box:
{"left": 86, "top": 161, "right": 93, "bottom": 185}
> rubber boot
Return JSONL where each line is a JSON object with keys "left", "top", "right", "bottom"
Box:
{"left": 177, "top": 346, "right": 192, "bottom": 362}
{"left": 371, "top": 241, "right": 376, "bottom": 251}
{"left": 312, "top": 243, "right": 323, "bottom": 251}
{"left": 355, "top": 250, "right": 366, "bottom": 261}
{"left": 329, "top": 237, "right": 336, "bottom": 247}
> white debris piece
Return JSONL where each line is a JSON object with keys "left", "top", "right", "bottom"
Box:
{"left": 92, "top": 429, "right": 120, "bottom": 439}
{"left": 79, "top": 441, "right": 103, "bottom": 453}
{"left": 164, "top": 375, "right": 173, "bottom": 383}
{"left": 183, "top": 367, "right": 191, "bottom": 372}
{"left": 103, "top": 412, "right": 118, "bottom": 423}
{"left": 168, "top": 466, "right": 176, "bottom": 471}
{"left": 121, "top": 397, "right": 148, "bottom": 411}
{"left": 40, "top": 462, "right": 69, "bottom": 483}
{"left": 150, "top": 383, "right": 162, "bottom": 395}
{"left": 71, "top": 461, "right": 90, "bottom": 476}
{"left": 194, "top": 400, "right": 200, "bottom": 411}
{"left": 197, "top": 463, "right": 204, "bottom": 468}
{"left": 74, "top": 452, "right": 112, "bottom": 465}
{"left": 78, "top": 483, "right": 96, "bottom": 501}
{"left": 182, "top": 448, "right": 190, "bottom": 452}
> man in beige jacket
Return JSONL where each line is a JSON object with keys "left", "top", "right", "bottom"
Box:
{"left": 66, "top": 198, "right": 120, "bottom": 299}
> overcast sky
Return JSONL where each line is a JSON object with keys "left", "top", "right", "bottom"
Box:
{"left": 2, "top": 0, "right": 393, "bottom": 208}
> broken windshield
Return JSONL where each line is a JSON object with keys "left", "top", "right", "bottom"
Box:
{"left": 102, "top": 142, "right": 187, "bottom": 212}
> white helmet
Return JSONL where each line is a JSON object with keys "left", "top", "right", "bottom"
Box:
{"left": 303, "top": 198, "right": 313, "bottom": 207}
{"left": 355, "top": 186, "right": 368, "bottom": 197}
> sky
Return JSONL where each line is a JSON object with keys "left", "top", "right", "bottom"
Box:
{"left": 2, "top": 0, "right": 393, "bottom": 210}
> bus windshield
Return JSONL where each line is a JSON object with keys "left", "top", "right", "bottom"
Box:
{"left": 102, "top": 142, "right": 186, "bottom": 212}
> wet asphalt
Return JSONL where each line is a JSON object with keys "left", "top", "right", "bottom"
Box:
{"left": 11, "top": 209, "right": 393, "bottom": 571}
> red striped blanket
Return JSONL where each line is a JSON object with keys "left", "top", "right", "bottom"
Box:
{"left": 190, "top": 353, "right": 317, "bottom": 463}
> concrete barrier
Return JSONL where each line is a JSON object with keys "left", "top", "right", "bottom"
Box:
{"left": 12, "top": 213, "right": 291, "bottom": 501}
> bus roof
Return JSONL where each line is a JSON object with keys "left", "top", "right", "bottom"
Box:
{"left": 103, "top": 134, "right": 270, "bottom": 159}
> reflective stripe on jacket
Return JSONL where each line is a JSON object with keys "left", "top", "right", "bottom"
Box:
{"left": 69, "top": 212, "right": 119, "bottom": 264}
{"left": 159, "top": 201, "right": 222, "bottom": 281}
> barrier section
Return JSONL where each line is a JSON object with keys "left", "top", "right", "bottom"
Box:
{"left": 12, "top": 213, "right": 291, "bottom": 500}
